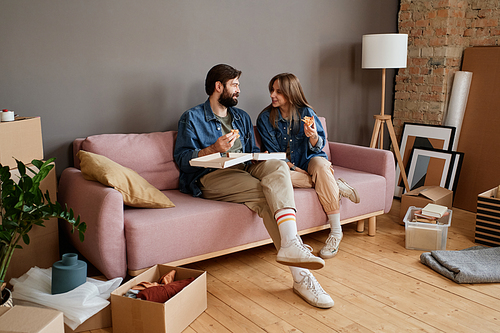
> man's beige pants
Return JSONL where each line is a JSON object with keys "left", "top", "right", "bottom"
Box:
{"left": 199, "top": 159, "right": 295, "bottom": 250}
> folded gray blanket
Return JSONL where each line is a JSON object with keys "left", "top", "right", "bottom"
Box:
{"left": 420, "top": 246, "right": 500, "bottom": 283}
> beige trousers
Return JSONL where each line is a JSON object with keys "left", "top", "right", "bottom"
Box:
{"left": 290, "top": 156, "right": 340, "bottom": 212}
{"left": 198, "top": 159, "right": 295, "bottom": 250}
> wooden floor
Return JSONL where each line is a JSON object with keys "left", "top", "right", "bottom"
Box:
{"left": 86, "top": 199, "right": 500, "bottom": 333}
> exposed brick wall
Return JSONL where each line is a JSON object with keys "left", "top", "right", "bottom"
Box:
{"left": 394, "top": 0, "right": 500, "bottom": 139}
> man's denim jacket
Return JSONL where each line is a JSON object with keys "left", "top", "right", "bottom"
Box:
{"left": 256, "top": 106, "right": 327, "bottom": 171}
{"left": 174, "top": 99, "right": 260, "bottom": 197}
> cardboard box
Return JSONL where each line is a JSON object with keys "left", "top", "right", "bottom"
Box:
{"left": 111, "top": 265, "right": 207, "bottom": 333}
{"left": 399, "top": 186, "right": 453, "bottom": 224}
{"left": 404, "top": 206, "right": 452, "bottom": 251}
{"left": 0, "top": 117, "right": 44, "bottom": 168}
{"left": 475, "top": 186, "right": 500, "bottom": 247}
{"left": 64, "top": 304, "right": 111, "bottom": 333}
{"left": 3, "top": 162, "right": 60, "bottom": 286}
{"left": 0, "top": 305, "right": 64, "bottom": 333}
{"left": 455, "top": 47, "right": 500, "bottom": 213}
{"left": 63, "top": 275, "right": 112, "bottom": 333}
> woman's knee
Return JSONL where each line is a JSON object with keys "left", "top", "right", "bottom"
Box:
{"left": 308, "top": 156, "right": 332, "bottom": 175}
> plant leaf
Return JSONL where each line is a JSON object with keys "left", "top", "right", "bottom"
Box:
{"left": 22, "top": 234, "right": 30, "bottom": 245}
{"left": 15, "top": 159, "right": 26, "bottom": 176}
{"left": 31, "top": 159, "right": 43, "bottom": 169}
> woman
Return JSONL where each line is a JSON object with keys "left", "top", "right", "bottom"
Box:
{"left": 257, "top": 73, "right": 360, "bottom": 259}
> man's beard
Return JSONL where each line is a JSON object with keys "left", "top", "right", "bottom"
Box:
{"left": 219, "top": 88, "right": 239, "bottom": 108}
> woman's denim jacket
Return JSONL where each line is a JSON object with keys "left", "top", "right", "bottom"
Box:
{"left": 174, "top": 99, "right": 260, "bottom": 197}
{"left": 256, "top": 106, "right": 327, "bottom": 171}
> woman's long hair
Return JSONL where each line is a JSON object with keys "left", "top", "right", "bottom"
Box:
{"left": 261, "top": 73, "right": 313, "bottom": 134}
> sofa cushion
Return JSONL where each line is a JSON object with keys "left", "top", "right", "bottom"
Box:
{"left": 80, "top": 131, "right": 179, "bottom": 190}
{"left": 78, "top": 150, "right": 175, "bottom": 208}
{"left": 123, "top": 191, "right": 272, "bottom": 271}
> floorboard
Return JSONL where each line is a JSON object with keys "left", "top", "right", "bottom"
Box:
{"left": 81, "top": 199, "right": 500, "bottom": 332}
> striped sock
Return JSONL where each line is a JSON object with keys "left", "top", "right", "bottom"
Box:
{"left": 275, "top": 208, "right": 298, "bottom": 245}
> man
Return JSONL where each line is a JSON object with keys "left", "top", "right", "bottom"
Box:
{"left": 174, "top": 64, "right": 334, "bottom": 308}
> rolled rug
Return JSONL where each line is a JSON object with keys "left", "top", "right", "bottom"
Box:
{"left": 420, "top": 245, "right": 500, "bottom": 283}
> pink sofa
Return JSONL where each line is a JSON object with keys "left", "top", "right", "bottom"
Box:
{"left": 58, "top": 118, "right": 395, "bottom": 279}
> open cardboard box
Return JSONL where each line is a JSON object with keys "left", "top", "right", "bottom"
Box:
{"left": 63, "top": 275, "right": 113, "bottom": 332}
{"left": 10, "top": 275, "right": 114, "bottom": 333}
{"left": 399, "top": 186, "right": 453, "bottom": 224}
{"left": 111, "top": 264, "right": 207, "bottom": 333}
{"left": 0, "top": 305, "right": 64, "bottom": 333}
{"left": 64, "top": 303, "right": 111, "bottom": 333}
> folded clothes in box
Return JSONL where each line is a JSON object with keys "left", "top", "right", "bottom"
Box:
{"left": 111, "top": 264, "right": 207, "bottom": 333}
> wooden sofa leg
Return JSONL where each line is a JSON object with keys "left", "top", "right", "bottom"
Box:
{"left": 356, "top": 220, "right": 365, "bottom": 233}
{"left": 368, "top": 216, "right": 376, "bottom": 236}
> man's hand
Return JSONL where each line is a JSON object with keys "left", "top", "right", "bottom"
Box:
{"left": 198, "top": 132, "right": 239, "bottom": 157}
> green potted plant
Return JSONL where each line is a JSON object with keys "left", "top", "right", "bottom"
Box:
{"left": 0, "top": 158, "right": 86, "bottom": 306}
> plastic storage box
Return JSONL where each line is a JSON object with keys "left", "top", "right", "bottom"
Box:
{"left": 403, "top": 206, "right": 452, "bottom": 251}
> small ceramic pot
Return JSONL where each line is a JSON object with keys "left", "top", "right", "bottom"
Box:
{"left": 1, "top": 111, "right": 15, "bottom": 122}
{"left": 51, "top": 253, "right": 87, "bottom": 295}
{"left": 0, "top": 287, "right": 13, "bottom": 308}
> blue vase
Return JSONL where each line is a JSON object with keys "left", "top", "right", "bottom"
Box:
{"left": 51, "top": 253, "right": 87, "bottom": 295}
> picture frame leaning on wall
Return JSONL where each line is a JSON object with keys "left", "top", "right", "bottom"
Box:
{"left": 405, "top": 147, "right": 464, "bottom": 196}
{"left": 395, "top": 123, "right": 456, "bottom": 197}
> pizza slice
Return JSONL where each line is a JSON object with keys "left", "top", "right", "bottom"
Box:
{"left": 301, "top": 116, "right": 314, "bottom": 127}
{"left": 231, "top": 129, "right": 240, "bottom": 138}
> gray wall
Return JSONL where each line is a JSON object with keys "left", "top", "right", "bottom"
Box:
{"left": 0, "top": 0, "right": 399, "bottom": 175}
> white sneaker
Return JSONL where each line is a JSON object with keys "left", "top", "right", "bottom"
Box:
{"left": 319, "top": 234, "right": 342, "bottom": 259}
{"left": 338, "top": 178, "right": 360, "bottom": 203}
{"left": 293, "top": 270, "right": 334, "bottom": 308}
{"left": 277, "top": 236, "right": 325, "bottom": 270}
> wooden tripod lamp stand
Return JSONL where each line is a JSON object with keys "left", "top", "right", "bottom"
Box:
{"left": 362, "top": 33, "right": 410, "bottom": 192}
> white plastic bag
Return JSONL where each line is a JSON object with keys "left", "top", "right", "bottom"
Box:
{"left": 10, "top": 267, "right": 122, "bottom": 330}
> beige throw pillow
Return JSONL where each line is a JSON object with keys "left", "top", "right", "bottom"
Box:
{"left": 77, "top": 150, "right": 175, "bottom": 208}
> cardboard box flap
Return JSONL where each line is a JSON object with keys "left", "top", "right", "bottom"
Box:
{"left": 405, "top": 186, "right": 452, "bottom": 201}
{"left": 400, "top": 186, "right": 454, "bottom": 222}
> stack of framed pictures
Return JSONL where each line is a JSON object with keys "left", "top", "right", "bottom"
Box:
{"left": 395, "top": 123, "right": 464, "bottom": 198}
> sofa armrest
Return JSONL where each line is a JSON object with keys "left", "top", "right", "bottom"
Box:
{"left": 58, "top": 167, "right": 127, "bottom": 279}
{"left": 329, "top": 141, "right": 395, "bottom": 213}
{"left": 73, "top": 138, "right": 85, "bottom": 169}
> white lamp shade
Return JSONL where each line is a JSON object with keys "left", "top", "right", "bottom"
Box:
{"left": 362, "top": 33, "right": 408, "bottom": 69}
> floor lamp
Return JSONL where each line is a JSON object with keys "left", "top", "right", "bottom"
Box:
{"left": 362, "top": 33, "right": 410, "bottom": 192}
